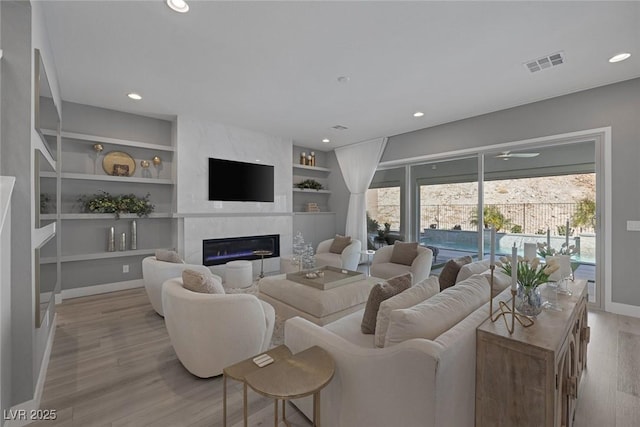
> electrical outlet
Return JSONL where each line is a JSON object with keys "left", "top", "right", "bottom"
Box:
{"left": 123, "top": 264, "right": 129, "bottom": 273}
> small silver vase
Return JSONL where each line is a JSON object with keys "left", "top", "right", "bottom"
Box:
{"left": 107, "top": 226, "right": 116, "bottom": 252}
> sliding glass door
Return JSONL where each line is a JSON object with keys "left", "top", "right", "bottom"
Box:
{"left": 412, "top": 156, "right": 479, "bottom": 271}
{"left": 483, "top": 143, "right": 597, "bottom": 304}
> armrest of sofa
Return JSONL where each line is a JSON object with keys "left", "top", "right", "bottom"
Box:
{"left": 284, "top": 316, "right": 443, "bottom": 427}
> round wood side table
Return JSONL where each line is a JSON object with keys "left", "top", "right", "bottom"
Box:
{"left": 244, "top": 345, "right": 335, "bottom": 427}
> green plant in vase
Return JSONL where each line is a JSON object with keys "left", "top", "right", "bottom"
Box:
{"left": 295, "top": 179, "right": 323, "bottom": 191}
{"left": 496, "top": 256, "right": 559, "bottom": 316}
{"left": 78, "top": 191, "right": 154, "bottom": 219}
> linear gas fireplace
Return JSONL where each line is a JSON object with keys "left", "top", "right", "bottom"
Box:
{"left": 203, "top": 234, "right": 280, "bottom": 266}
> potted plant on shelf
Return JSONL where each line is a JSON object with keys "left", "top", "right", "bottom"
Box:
{"left": 294, "top": 179, "right": 323, "bottom": 191}
{"left": 78, "top": 191, "right": 155, "bottom": 219}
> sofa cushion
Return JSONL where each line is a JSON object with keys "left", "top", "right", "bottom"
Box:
{"left": 374, "top": 275, "right": 440, "bottom": 347}
{"left": 329, "top": 235, "right": 352, "bottom": 254}
{"left": 155, "top": 249, "right": 184, "bottom": 263}
{"left": 390, "top": 242, "right": 418, "bottom": 266}
{"left": 384, "top": 274, "right": 489, "bottom": 346}
{"left": 182, "top": 269, "right": 225, "bottom": 294}
{"left": 438, "top": 256, "right": 472, "bottom": 290}
{"left": 325, "top": 310, "right": 376, "bottom": 349}
{"left": 361, "top": 273, "right": 412, "bottom": 334}
{"left": 456, "top": 259, "right": 491, "bottom": 283}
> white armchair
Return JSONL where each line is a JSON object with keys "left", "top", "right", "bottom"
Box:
{"left": 315, "top": 238, "right": 362, "bottom": 271}
{"left": 370, "top": 244, "right": 433, "bottom": 284}
{"left": 162, "top": 278, "right": 275, "bottom": 378}
{"left": 142, "top": 256, "right": 222, "bottom": 317}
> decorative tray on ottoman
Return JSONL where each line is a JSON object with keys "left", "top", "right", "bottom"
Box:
{"left": 286, "top": 266, "right": 364, "bottom": 290}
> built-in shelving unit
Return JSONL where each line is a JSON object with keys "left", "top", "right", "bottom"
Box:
{"left": 292, "top": 146, "right": 336, "bottom": 244}
{"left": 42, "top": 109, "right": 175, "bottom": 294}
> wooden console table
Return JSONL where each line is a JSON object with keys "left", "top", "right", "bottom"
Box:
{"left": 476, "top": 280, "right": 590, "bottom": 427}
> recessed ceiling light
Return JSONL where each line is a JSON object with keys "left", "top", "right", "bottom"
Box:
{"left": 413, "top": 111, "right": 424, "bottom": 118}
{"left": 167, "top": 0, "right": 189, "bottom": 13}
{"left": 609, "top": 52, "right": 631, "bottom": 63}
{"left": 322, "top": 138, "right": 330, "bottom": 143}
{"left": 127, "top": 92, "right": 142, "bottom": 100}
{"left": 337, "top": 76, "right": 350, "bottom": 83}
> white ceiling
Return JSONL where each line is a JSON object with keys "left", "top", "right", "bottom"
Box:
{"left": 40, "top": 1, "right": 640, "bottom": 150}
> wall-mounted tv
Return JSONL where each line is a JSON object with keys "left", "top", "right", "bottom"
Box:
{"left": 208, "top": 158, "right": 274, "bottom": 202}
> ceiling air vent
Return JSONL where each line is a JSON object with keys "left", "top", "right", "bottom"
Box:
{"left": 524, "top": 51, "right": 565, "bottom": 73}
{"left": 331, "top": 125, "right": 349, "bottom": 131}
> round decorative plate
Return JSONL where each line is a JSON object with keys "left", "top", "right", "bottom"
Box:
{"left": 102, "top": 151, "right": 136, "bottom": 176}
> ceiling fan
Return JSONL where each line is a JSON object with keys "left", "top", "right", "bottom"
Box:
{"left": 495, "top": 151, "right": 540, "bottom": 160}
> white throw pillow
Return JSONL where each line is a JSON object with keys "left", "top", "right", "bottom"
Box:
{"left": 384, "top": 274, "right": 489, "bottom": 347}
{"left": 456, "top": 259, "right": 491, "bottom": 283}
{"left": 480, "top": 269, "right": 512, "bottom": 297}
{"left": 374, "top": 276, "right": 440, "bottom": 348}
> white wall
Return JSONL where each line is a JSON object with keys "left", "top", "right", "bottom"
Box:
{"left": 175, "top": 116, "right": 293, "bottom": 276}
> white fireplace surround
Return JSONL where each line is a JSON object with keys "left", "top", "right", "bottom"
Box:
{"left": 175, "top": 116, "right": 294, "bottom": 280}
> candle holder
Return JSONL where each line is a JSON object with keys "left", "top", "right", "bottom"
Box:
{"left": 491, "top": 287, "right": 535, "bottom": 334}
{"left": 92, "top": 144, "right": 104, "bottom": 174}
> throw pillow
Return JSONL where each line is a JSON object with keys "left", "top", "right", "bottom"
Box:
{"left": 361, "top": 273, "right": 412, "bottom": 334}
{"left": 480, "top": 269, "right": 511, "bottom": 297}
{"left": 456, "top": 259, "right": 491, "bottom": 283}
{"left": 155, "top": 249, "right": 184, "bottom": 264}
{"left": 374, "top": 275, "right": 440, "bottom": 347}
{"left": 384, "top": 274, "right": 489, "bottom": 347}
{"left": 182, "top": 269, "right": 225, "bottom": 294}
{"left": 389, "top": 242, "right": 419, "bottom": 266}
{"left": 329, "top": 235, "right": 352, "bottom": 254}
{"left": 438, "top": 256, "right": 472, "bottom": 291}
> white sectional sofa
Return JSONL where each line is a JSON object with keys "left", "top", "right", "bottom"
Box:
{"left": 284, "top": 263, "right": 511, "bottom": 427}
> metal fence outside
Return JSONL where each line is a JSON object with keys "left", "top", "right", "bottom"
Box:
{"left": 371, "top": 203, "right": 595, "bottom": 235}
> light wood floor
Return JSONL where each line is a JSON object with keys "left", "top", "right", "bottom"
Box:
{"left": 33, "top": 288, "right": 640, "bottom": 427}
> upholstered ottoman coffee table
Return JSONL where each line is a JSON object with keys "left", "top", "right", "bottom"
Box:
{"left": 258, "top": 269, "right": 380, "bottom": 326}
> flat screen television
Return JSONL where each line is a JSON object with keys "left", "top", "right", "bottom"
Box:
{"left": 208, "top": 158, "right": 274, "bottom": 202}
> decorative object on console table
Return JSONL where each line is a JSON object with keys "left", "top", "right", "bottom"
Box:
{"left": 306, "top": 202, "right": 320, "bottom": 212}
{"left": 119, "top": 232, "right": 126, "bottom": 251}
{"left": 78, "top": 191, "right": 155, "bottom": 219}
{"left": 130, "top": 220, "right": 137, "bottom": 250}
{"left": 310, "top": 151, "right": 316, "bottom": 166}
{"left": 108, "top": 226, "right": 116, "bottom": 252}
{"left": 496, "top": 254, "right": 559, "bottom": 318}
{"left": 300, "top": 152, "right": 307, "bottom": 165}
{"left": 102, "top": 151, "right": 136, "bottom": 176}
{"left": 152, "top": 155, "right": 162, "bottom": 178}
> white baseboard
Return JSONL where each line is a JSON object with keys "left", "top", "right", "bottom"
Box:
{"left": 606, "top": 301, "right": 640, "bottom": 318}
{"left": 61, "top": 279, "right": 144, "bottom": 300}
{"left": 54, "top": 293, "right": 62, "bottom": 305}
{"left": 4, "top": 314, "right": 57, "bottom": 427}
